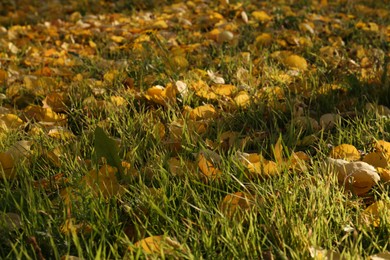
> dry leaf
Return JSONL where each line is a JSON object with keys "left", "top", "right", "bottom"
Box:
{"left": 219, "top": 192, "right": 255, "bottom": 219}
{"left": 377, "top": 168, "right": 390, "bottom": 183}
{"left": 197, "top": 150, "right": 222, "bottom": 181}
{"left": 283, "top": 55, "right": 308, "bottom": 71}
{"left": 360, "top": 200, "right": 389, "bottom": 227}
{"left": 320, "top": 113, "right": 340, "bottom": 130}
{"left": 329, "top": 144, "right": 360, "bottom": 161}
{"left": 363, "top": 151, "right": 389, "bottom": 168}
{"left": 328, "top": 158, "right": 380, "bottom": 196}
{"left": 130, "top": 235, "right": 184, "bottom": 255}
{"left": 0, "top": 152, "right": 16, "bottom": 179}
{"left": 82, "top": 165, "right": 124, "bottom": 198}
{"left": 189, "top": 104, "right": 217, "bottom": 120}
{"left": 251, "top": 11, "right": 272, "bottom": 22}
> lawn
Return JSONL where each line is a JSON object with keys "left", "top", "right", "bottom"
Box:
{"left": 0, "top": 0, "right": 389, "bottom": 259}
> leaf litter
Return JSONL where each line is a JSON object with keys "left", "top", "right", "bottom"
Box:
{"left": 0, "top": 0, "right": 389, "bottom": 258}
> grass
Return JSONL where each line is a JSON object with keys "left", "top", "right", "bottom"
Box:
{"left": 0, "top": 0, "right": 389, "bottom": 259}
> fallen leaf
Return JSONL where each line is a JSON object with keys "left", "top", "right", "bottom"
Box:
{"left": 320, "top": 113, "right": 340, "bottom": 130}
{"left": 189, "top": 104, "right": 217, "bottom": 120}
{"left": 130, "top": 235, "right": 183, "bottom": 255}
{"left": 197, "top": 150, "right": 222, "bottom": 181}
{"left": 251, "top": 11, "right": 272, "bottom": 22}
{"left": 329, "top": 144, "right": 360, "bottom": 161}
{"left": 219, "top": 192, "right": 255, "bottom": 219}
{"left": 363, "top": 151, "right": 389, "bottom": 168}
{"left": 82, "top": 164, "right": 124, "bottom": 198}
{"left": 360, "top": 200, "right": 389, "bottom": 227}
{"left": 328, "top": 158, "right": 380, "bottom": 196}
{"left": 283, "top": 55, "right": 308, "bottom": 71}
{"left": 0, "top": 152, "right": 16, "bottom": 179}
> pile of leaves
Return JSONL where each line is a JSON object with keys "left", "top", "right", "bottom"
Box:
{"left": 0, "top": 0, "right": 389, "bottom": 259}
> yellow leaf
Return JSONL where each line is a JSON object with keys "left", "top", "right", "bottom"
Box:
{"left": 103, "top": 69, "right": 119, "bottom": 83}
{"left": 171, "top": 55, "right": 189, "bottom": 68}
{"left": 283, "top": 55, "right": 308, "bottom": 71}
{"left": 0, "top": 152, "right": 16, "bottom": 179}
{"left": 43, "top": 92, "right": 69, "bottom": 113}
{"left": 255, "top": 33, "right": 273, "bottom": 46}
{"left": 211, "top": 84, "right": 236, "bottom": 96}
{"left": 234, "top": 91, "right": 250, "bottom": 107}
{"left": 152, "top": 122, "right": 166, "bottom": 140}
{"left": 131, "top": 236, "right": 183, "bottom": 255}
{"left": 377, "top": 167, "right": 390, "bottom": 183}
{"left": 374, "top": 140, "right": 390, "bottom": 154}
{"left": 152, "top": 20, "right": 168, "bottom": 29}
{"left": 329, "top": 144, "right": 360, "bottom": 161}
{"left": 167, "top": 157, "right": 196, "bottom": 177}
{"left": 290, "top": 151, "right": 310, "bottom": 172}
{"left": 0, "top": 114, "right": 24, "bottom": 129}
{"left": 219, "top": 192, "right": 254, "bottom": 219}
{"left": 40, "top": 107, "right": 67, "bottom": 123}
{"left": 273, "top": 136, "right": 284, "bottom": 163}
{"left": 0, "top": 69, "right": 8, "bottom": 84}
{"left": 197, "top": 151, "right": 222, "bottom": 181}
{"left": 189, "top": 104, "right": 217, "bottom": 120}
{"left": 110, "top": 35, "right": 125, "bottom": 43}
{"left": 110, "top": 96, "right": 127, "bottom": 107}
{"left": 361, "top": 200, "right": 389, "bottom": 227}
{"left": 145, "top": 83, "right": 177, "bottom": 107}
{"left": 48, "top": 128, "right": 75, "bottom": 141}
{"left": 363, "top": 151, "right": 389, "bottom": 168}
{"left": 251, "top": 11, "right": 272, "bottom": 22}
{"left": 60, "top": 218, "right": 92, "bottom": 236}
{"left": 82, "top": 165, "right": 123, "bottom": 198}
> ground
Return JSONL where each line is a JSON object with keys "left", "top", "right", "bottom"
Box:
{"left": 0, "top": 0, "right": 389, "bottom": 259}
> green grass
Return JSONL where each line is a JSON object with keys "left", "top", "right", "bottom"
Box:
{"left": 0, "top": 0, "right": 389, "bottom": 259}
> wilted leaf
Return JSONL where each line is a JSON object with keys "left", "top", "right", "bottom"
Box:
{"left": 255, "top": 33, "right": 273, "bottom": 46}
{"left": 211, "top": 84, "right": 236, "bottom": 96}
{"left": 219, "top": 192, "right": 255, "bottom": 219}
{"left": 144, "top": 83, "right": 178, "bottom": 106}
{"left": 329, "top": 144, "right": 360, "bottom": 161}
{"left": 0, "top": 113, "right": 24, "bottom": 130}
{"left": 0, "top": 152, "right": 15, "bottom": 179}
{"left": 360, "top": 200, "right": 389, "bottom": 227}
{"left": 251, "top": 11, "right": 272, "bottom": 22}
{"left": 197, "top": 150, "right": 222, "bottom": 181}
{"left": 273, "top": 136, "right": 284, "bottom": 163}
{"left": 189, "top": 104, "right": 217, "bottom": 120}
{"left": 328, "top": 158, "right": 380, "bottom": 196}
{"left": 363, "top": 151, "right": 389, "bottom": 168}
{"left": 320, "top": 113, "right": 340, "bottom": 130}
{"left": 60, "top": 218, "right": 92, "bottom": 236}
{"left": 283, "top": 55, "right": 308, "bottom": 71}
{"left": 292, "top": 116, "right": 320, "bottom": 132}
{"left": 83, "top": 164, "right": 124, "bottom": 198}
{"left": 374, "top": 140, "right": 390, "bottom": 154}
{"left": 377, "top": 168, "right": 390, "bottom": 183}
{"left": 6, "top": 140, "right": 32, "bottom": 163}
{"left": 167, "top": 157, "right": 196, "bottom": 177}
{"left": 130, "top": 235, "right": 184, "bottom": 255}
{"left": 234, "top": 91, "right": 250, "bottom": 107}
